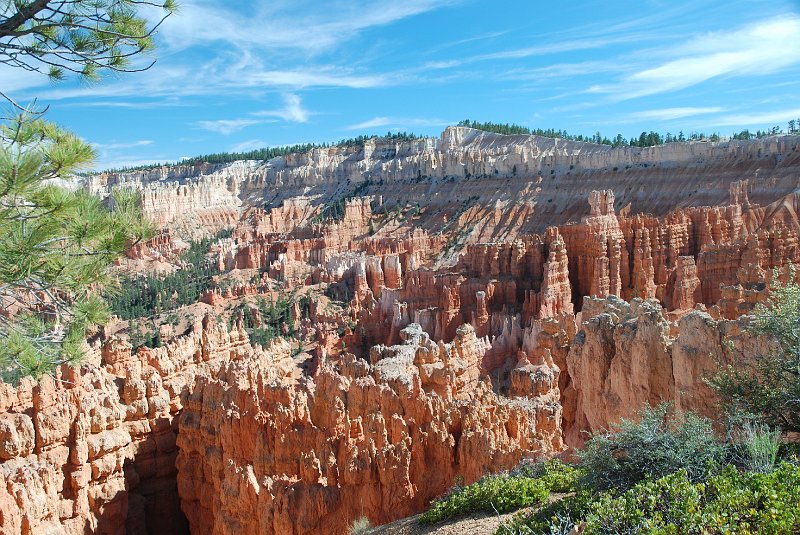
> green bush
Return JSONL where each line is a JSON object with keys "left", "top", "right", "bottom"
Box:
{"left": 503, "top": 463, "right": 800, "bottom": 534}
{"left": 586, "top": 463, "right": 800, "bottom": 534}
{"left": 577, "top": 403, "right": 727, "bottom": 491}
{"left": 348, "top": 515, "right": 371, "bottom": 534}
{"left": 585, "top": 470, "right": 704, "bottom": 534}
{"left": 421, "top": 460, "right": 580, "bottom": 524}
{"left": 510, "top": 459, "right": 584, "bottom": 493}
{"left": 733, "top": 421, "right": 781, "bottom": 474}
{"left": 709, "top": 277, "right": 800, "bottom": 433}
{"left": 420, "top": 474, "right": 549, "bottom": 524}
{"left": 499, "top": 491, "right": 595, "bottom": 534}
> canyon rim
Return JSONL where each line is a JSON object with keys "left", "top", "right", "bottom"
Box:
{"left": 2, "top": 127, "right": 800, "bottom": 533}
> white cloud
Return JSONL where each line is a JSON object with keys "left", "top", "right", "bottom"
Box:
{"left": 91, "top": 140, "right": 154, "bottom": 150}
{"left": 627, "top": 107, "right": 725, "bottom": 121}
{"left": 0, "top": 64, "right": 49, "bottom": 94}
{"left": 411, "top": 9, "right": 683, "bottom": 76}
{"left": 229, "top": 139, "right": 270, "bottom": 153}
{"left": 252, "top": 94, "right": 310, "bottom": 122}
{"left": 196, "top": 94, "right": 312, "bottom": 135}
{"left": 346, "top": 116, "right": 452, "bottom": 131}
{"left": 347, "top": 117, "right": 394, "bottom": 130}
{"left": 499, "top": 60, "right": 626, "bottom": 81}
{"left": 7, "top": 0, "right": 450, "bottom": 101}
{"left": 411, "top": 35, "right": 645, "bottom": 76}
{"left": 476, "top": 33, "right": 651, "bottom": 62}
{"left": 589, "top": 16, "right": 800, "bottom": 100}
{"left": 196, "top": 118, "right": 266, "bottom": 136}
{"left": 704, "top": 108, "right": 800, "bottom": 128}
{"left": 233, "top": 68, "right": 388, "bottom": 90}
{"left": 65, "top": 99, "right": 189, "bottom": 109}
{"left": 149, "top": 1, "right": 461, "bottom": 54}
{"left": 28, "top": 62, "right": 389, "bottom": 102}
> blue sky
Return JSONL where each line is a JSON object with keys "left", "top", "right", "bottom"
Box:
{"left": 5, "top": 0, "right": 800, "bottom": 169}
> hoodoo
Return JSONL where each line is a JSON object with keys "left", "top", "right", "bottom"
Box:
{"left": 2, "top": 127, "right": 800, "bottom": 533}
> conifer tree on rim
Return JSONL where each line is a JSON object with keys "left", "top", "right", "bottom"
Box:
{"left": 0, "top": 0, "right": 175, "bottom": 383}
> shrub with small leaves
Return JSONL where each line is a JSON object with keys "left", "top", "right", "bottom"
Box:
{"left": 709, "top": 276, "right": 800, "bottom": 433}
{"left": 348, "top": 515, "right": 371, "bottom": 534}
{"left": 585, "top": 463, "right": 800, "bottom": 534}
{"left": 502, "top": 463, "right": 800, "bottom": 534}
{"left": 422, "top": 460, "right": 581, "bottom": 524}
{"left": 498, "top": 491, "right": 595, "bottom": 535}
{"left": 577, "top": 403, "right": 727, "bottom": 491}
{"left": 510, "top": 459, "right": 584, "bottom": 493}
{"left": 420, "top": 474, "right": 549, "bottom": 523}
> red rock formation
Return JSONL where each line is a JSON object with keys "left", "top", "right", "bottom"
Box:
{"left": 7, "top": 133, "right": 800, "bottom": 534}
{"left": 529, "top": 228, "right": 573, "bottom": 319}
{"left": 671, "top": 256, "right": 702, "bottom": 310}
{"left": 0, "top": 319, "right": 292, "bottom": 535}
{"left": 176, "top": 324, "right": 562, "bottom": 535}
{"left": 564, "top": 296, "right": 772, "bottom": 447}
{"left": 0, "top": 315, "right": 566, "bottom": 535}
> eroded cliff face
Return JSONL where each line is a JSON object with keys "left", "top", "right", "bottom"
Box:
{"left": 177, "top": 323, "right": 560, "bottom": 535}
{"left": 89, "top": 128, "right": 800, "bottom": 239}
{"left": 563, "top": 295, "right": 779, "bottom": 447}
{"left": 0, "top": 318, "right": 561, "bottom": 535}
{"left": 3, "top": 131, "right": 800, "bottom": 534}
{"left": 0, "top": 316, "right": 292, "bottom": 535}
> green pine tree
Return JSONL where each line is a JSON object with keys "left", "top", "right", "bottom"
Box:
{"left": 0, "top": 1, "right": 173, "bottom": 383}
{"left": 0, "top": 1, "right": 177, "bottom": 91}
{"left": 0, "top": 111, "right": 154, "bottom": 382}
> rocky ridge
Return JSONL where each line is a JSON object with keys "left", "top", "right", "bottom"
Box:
{"left": 90, "top": 128, "right": 800, "bottom": 238}
{"left": 1, "top": 131, "right": 800, "bottom": 533}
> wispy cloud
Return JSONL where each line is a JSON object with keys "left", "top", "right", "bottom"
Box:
{"left": 477, "top": 33, "right": 652, "bottom": 62}
{"left": 704, "top": 107, "right": 800, "bottom": 128}
{"left": 196, "top": 118, "right": 267, "bottom": 135}
{"left": 409, "top": 7, "right": 694, "bottom": 77}
{"left": 229, "top": 139, "right": 269, "bottom": 153}
{"left": 0, "top": 65, "right": 48, "bottom": 94}
{"left": 149, "top": 0, "right": 461, "bottom": 53}
{"left": 346, "top": 116, "right": 452, "bottom": 130}
{"left": 627, "top": 107, "right": 725, "bottom": 121}
{"left": 498, "top": 60, "right": 626, "bottom": 81}
{"left": 28, "top": 62, "right": 390, "bottom": 103}
{"left": 9, "top": 0, "right": 456, "bottom": 103}
{"left": 91, "top": 140, "right": 154, "bottom": 150}
{"left": 252, "top": 94, "right": 310, "bottom": 122}
{"left": 65, "top": 98, "right": 189, "bottom": 109}
{"left": 413, "top": 34, "right": 648, "bottom": 75}
{"left": 588, "top": 16, "right": 800, "bottom": 100}
{"left": 196, "top": 94, "right": 312, "bottom": 135}
{"left": 425, "top": 30, "right": 510, "bottom": 53}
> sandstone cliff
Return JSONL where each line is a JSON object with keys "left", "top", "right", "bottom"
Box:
{"left": 3, "top": 130, "right": 799, "bottom": 534}
{"left": 564, "top": 296, "right": 774, "bottom": 447}
{"left": 177, "top": 324, "right": 560, "bottom": 535}
{"left": 89, "top": 129, "right": 800, "bottom": 240}
{"left": 0, "top": 316, "right": 563, "bottom": 535}
{"left": 0, "top": 318, "right": 291, "bottom": 535}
